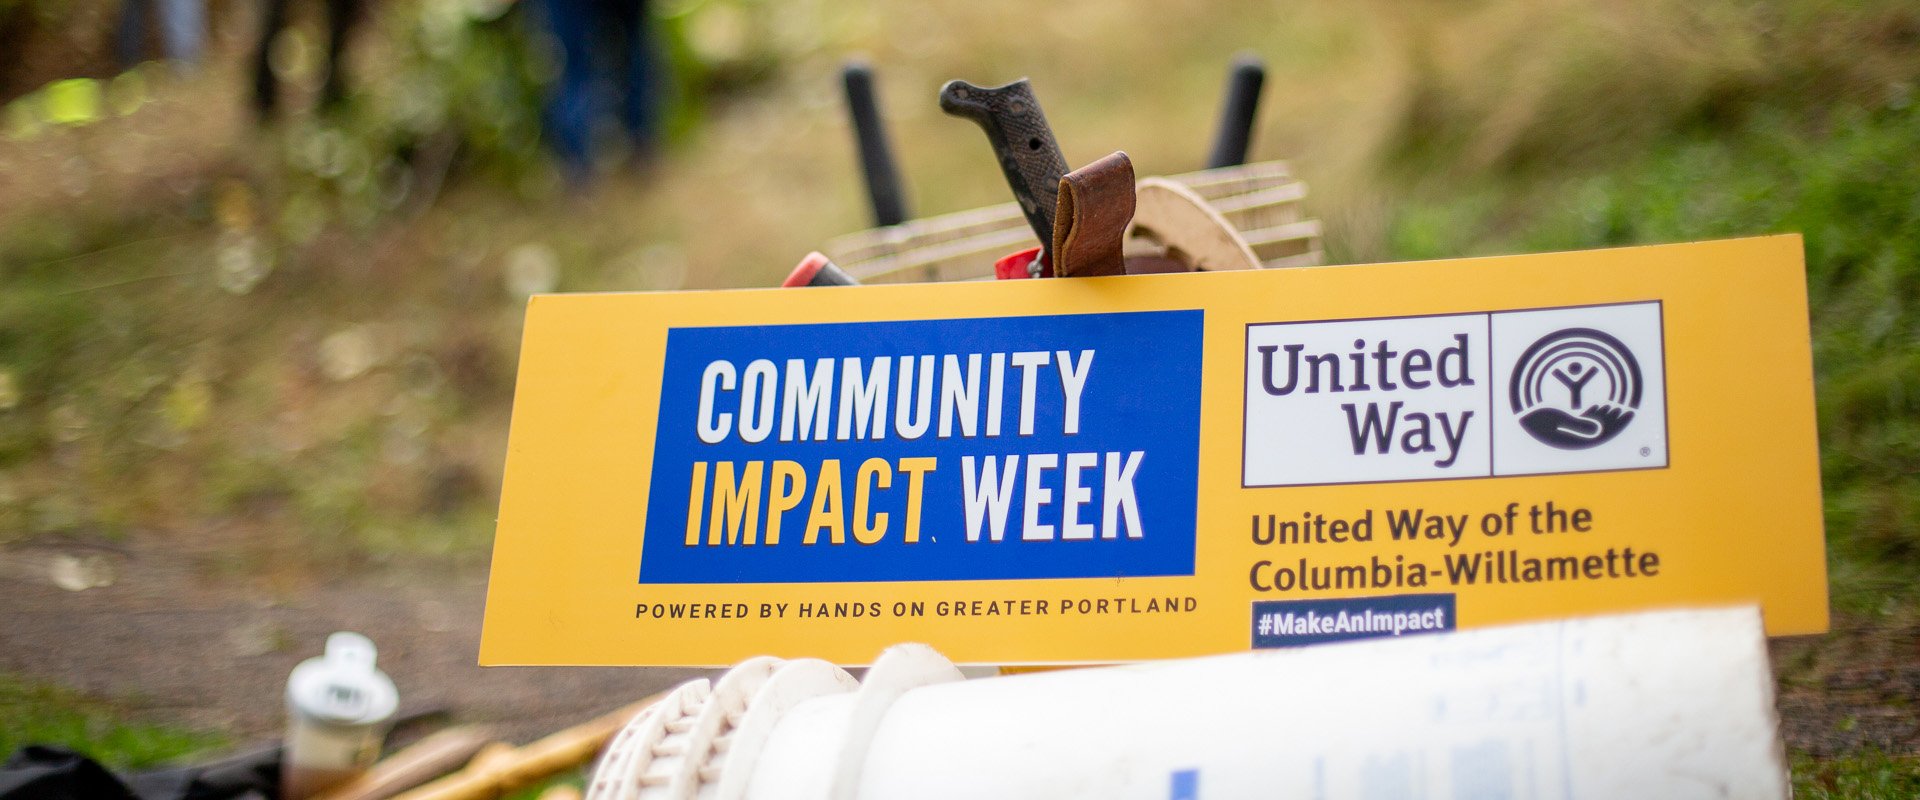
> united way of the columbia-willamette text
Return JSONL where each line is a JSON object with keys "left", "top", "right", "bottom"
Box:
{"left": 1246, "top": 501, "right": 1659, "bottom": 592}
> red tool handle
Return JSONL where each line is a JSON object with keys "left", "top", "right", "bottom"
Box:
{"left": 994, "top": 247, "right": 1043, "bottom": 280}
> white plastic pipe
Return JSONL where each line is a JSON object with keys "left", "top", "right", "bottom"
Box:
{"left": 588, "top": 607, "right": 1786, "bottom": 800}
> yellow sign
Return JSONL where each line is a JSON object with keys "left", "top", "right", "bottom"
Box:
{"left": 480, "top": 235, "right": 1827, "bottom": 666}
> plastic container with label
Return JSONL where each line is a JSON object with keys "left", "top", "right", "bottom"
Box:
{"left": 282, "top": 632, "right": 399, "bottom": 800}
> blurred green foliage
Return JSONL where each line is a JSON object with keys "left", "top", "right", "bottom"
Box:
{"left": 0, "top": 0, "right": 803, "bottom": 551}
{"left": 267, "top": 0, "right": 549, "bottom": 229}
{"left": 0, "top": 0, "right": 75, "bottom": 20}
{"left": 1379, "top": 0, "right": 1920, "bottom": 178}
{"left": 1383, "top": 100, "right": 1920, "bottom": 614}
{"left": 268, "top": 0, "right": 791, "bottom": 223}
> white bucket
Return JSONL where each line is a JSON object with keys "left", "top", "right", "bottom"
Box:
{"left": 588, "top": 607, "right": 1787, "bottom": 799}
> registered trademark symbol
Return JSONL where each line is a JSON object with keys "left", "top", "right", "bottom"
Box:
{"left": 1640, "top": 447, "right": 1651, "bottom": 456}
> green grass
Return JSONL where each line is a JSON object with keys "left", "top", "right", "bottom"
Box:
{"left": 1376, "top": 87, "right": 1920, "bottom": 796}
{"left": 1794, "top": 750, "right": 1920, "bottom": 799}
{"left": 1379, "top": 100, "right": 1920, "bottom": 614}
{"left": 506, "top": 774, "right": 585, "bottom": 800}
{"left": 0, "top": 673, "right": 228, "bottom": 770}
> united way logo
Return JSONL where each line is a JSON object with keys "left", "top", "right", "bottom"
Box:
{"left": 1508, "top": 328, "right": 1643, "bottom": 450}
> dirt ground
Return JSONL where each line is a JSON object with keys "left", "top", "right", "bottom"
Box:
{"left": 2, "top": 531, "right": 1915, "bottom": 760}
{"left": 1774, "top": 622, "right": 1920, "bottom": 760}
{"left": 0, "top": 533, "right": 710, "bottom": 747}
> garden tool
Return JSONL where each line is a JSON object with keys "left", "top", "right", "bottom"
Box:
{"left": 782, "top": 252, "right": 860, "bottom": 287}
{"left": 939, "top": 78, "right": 1070, "bottom": 277}
{"left": 841, "top": 61, "right": 911, "bottom": 228}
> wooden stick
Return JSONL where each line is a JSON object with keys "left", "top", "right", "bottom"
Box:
{"left": 314, "top": 726, "right": 497, "bottom": 800}
{"left": 389, "top": 697, "right": 660, "bottom": 800}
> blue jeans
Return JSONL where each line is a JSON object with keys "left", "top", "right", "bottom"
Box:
{"left": 117, "top": 0, "right": 206, "bottom": 66}
{"left": 538, "top": 0, "right": 660, "bottom": 175}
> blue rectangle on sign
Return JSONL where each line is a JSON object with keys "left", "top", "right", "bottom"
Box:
{"left": 640, "top": 310, "right": 1204, "bottom": 584}
{"left": 1252, "top": 594, "right": 1457, "bottom": 647}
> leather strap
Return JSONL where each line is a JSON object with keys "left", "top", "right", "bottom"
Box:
{"left": 1050, "top": 151, "right": 1135, "bottom": 277}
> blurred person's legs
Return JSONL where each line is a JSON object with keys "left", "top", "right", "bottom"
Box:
{"left": 117, "top": 0, "right": 204, "bottom": 67}
{"left": 319, "top": 0, "right": 363, "bottom": 109}
{"left": 159, "top": 0, "right": 206, "bottom": 65}
{"left": 252, "top": 0, "right": 362, "bottom": 118}
{"left": 252, "top": 0, "right": 291, "bottom": 115}
{"left": 115, "top": 0, "right": 153, "bottom": 67}
{"left": 538, "top": 0, "right": 599, "bottom": 181}
{"left": 609, "top": 0, "right": 660, "bottom": 162}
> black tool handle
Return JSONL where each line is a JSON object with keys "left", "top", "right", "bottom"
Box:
{"left": 842, "top": 61, "right": 910, "bottom": 227}
{"left": 782, "top": 252, "right": 861, "bottom": 287}
{"left": 803, "top": 259, "right": 859, "bottom": 286}
{"left": 939, "top": 78, "right": 1070, "bottom": 251}
{"left": 1206, "top": 55, "right": 1265, "bottom": 169}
